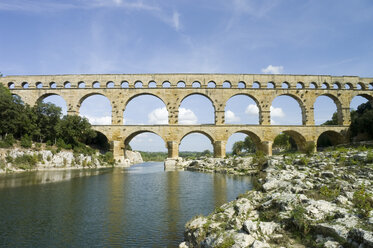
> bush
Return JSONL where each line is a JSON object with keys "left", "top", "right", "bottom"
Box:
{"left": 320, "top": 185, "right": 340, "bottom": 201}
{"left": 304, "top": 142, "right": 315, "bottom": 156}
{"left": 20, "top": 135, "right": 32, "bottom": 148}
{"left": 353, "top": 185, "right": 373, "bottom": 218}
{"left": 13, "top": 154, "right": 38, "bottom": 170}
{"left": 289, "top": 205, "right": 311, "bottom": 235}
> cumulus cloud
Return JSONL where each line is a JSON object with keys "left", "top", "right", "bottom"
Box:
{"left": 270, "top": 106, "right": 285, "bottom": 117}
{"left": 225, "top": 110, "right": 240, "bottom": 123}
{"left": 148, "top": 107, "right": 168, "bottom": 124}
{"left": 179, "top": 108, "right": 198, "bottom": 124}
{"left": 245, "top": 104, "right": 259, "bottom": 115}
{"left": 83, "top": 115, "right": 111, "bottom": 125}
{"left": 261, "top": 65, "right": 284, "bottom": 74}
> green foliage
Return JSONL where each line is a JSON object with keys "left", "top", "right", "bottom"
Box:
{"left": 216, "top": 236, "right": 235, "bottom": 248}
{"left": 139, "top": 151, "right": 168, "bottom": 161}
{"left": 13, "top": 154, "right": 38, "bottom": 170}
{"left": 322, "top": 112, "right": 339, "bottom": 125}
{"left": 350, "top": 102, "right": 373, "bottom": 139}
{"left": 290, "top": 205, "right": 311, "bottom": 235}
{"left": 0, "top": 134, "right": 15, "bottom": 148}
{"left": 0, "top": 159, "right": 5, "bottom": 170}
{"left": 20, "top": 134, "right": 32, "bottom": 148}
{"left": 232, "top": 136, "right": 256, "bottom": 156}
{"left": 319, "top": 185, "right": 340, "bottom": 201}
{"left": 101, "top": 152, "right": 115, "bottom": 165}
{"left": 304, "top": 142, "right": 315, "bottom": 156}
{"left": 353, "top": 185, "right": 373, "bottom": 218}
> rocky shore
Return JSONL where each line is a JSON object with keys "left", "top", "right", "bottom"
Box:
{"left": 0, "top": 148, "right": 143, "bottom": 174}
{"left": 177, "top": 148, "right": 373, "bottom": 248}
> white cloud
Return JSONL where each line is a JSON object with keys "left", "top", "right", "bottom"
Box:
{"left": 261, "top": 65, "right": 284, "bottom": 74}
{"left": 148, "top": 107, "right": 168, "bottom": 124}
{"left": 172, "top": 11, "right": 181, "bottom": 30}
{"left": 270, "top": 106, "right": 285, "bottom": 118}
{"left": 245, "top": 104, "right": 259, "bottom": 115}
{"left": 82, "top": 115, "right": 111, "bottom": 125}
{"left": 225, "top": 110, "right": 240, "bottom": 123}
{"left": 179, "top": 108, "right": 198, "bottom": 124}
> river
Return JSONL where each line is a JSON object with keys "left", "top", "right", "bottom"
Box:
{"left": 0, "top": 162, "right": 252, "bottom": 247}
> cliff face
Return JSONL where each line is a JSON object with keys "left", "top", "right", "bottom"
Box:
{"left": 125, "top": 150, "right": 143, "bottom": 165}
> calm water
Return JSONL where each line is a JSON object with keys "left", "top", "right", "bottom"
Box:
{"left": 0, "top": 162, "right": 252, "bottom": 247}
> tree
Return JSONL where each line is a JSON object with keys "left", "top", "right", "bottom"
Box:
{"left": 56, "top": 115, "right": 96, "bottom": 147}
{"left": 322, "top": 112, "right": 339, "bottom": 125}
{"left": 232, "top": 141, "right": 244, "bottom": 155}
{"left": 350, "top": 102, "right": 373, "bottom": 139}
{"left": 32, "top": 102, "right": 62, "bottom": 143}
{"left": 243, "top": 136, "right": 256, "bottom": 153}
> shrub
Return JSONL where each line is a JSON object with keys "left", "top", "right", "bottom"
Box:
{"left": 304, "top": 142, "right": 315, "bottom": 156}
{"left": 320, "top": 185, "right": 340, "bottom": 201}
{"left": 290, "top": 205, "right": 311, "bottom": 235}
{"left": 0, "top": 134, "right": 15, "bottom": 148}
{"left": 13, "top": 154, "right": 38, "bottom": 170}
{"left": 20, "top": 135, "right": 32, "bottom": 148}
{"left": 353, "top": 185, "right": 373, "bottom": 218}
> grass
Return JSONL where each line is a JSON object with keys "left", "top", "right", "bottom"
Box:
{"left": 353, "top": 184, "right": 373, "bottom": 218}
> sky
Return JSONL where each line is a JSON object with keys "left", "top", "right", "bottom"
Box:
{"left": 1, "top": 0, "right": 372, "bottom": 152}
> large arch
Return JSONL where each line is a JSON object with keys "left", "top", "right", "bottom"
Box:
{"left": 350, "top": 94, "right": 373, "bottom": 110}
{"left": 314, "top": 94, "right": 342, "bottom": 125}
{"left": 226, "top": 130, "right": 262, "bottom": 155}
{"left": 36, "top": 93, "right": 68, "bottom": 116}
{"left": 123, "top": 94, "right": 168, "bottom": 125}
{"left": 124, "top": 130, "right": 167, "bottom": 152}
{"left": 317, "top": 130, "right": 345, "bottom": 148}
{"left": 79, "top": 94, "right": 112, "bottom": 125}
{"left": 271, "top": 94, "right": 305, "bottom": 125}
{"left": 225, "top": 94, "right": 260, "bottom": 124}
{"left": 178, "top": 93, "right": 215, "bottom": 124}
{"left": 273, "top": 130, "right": 307, "bottom": 152}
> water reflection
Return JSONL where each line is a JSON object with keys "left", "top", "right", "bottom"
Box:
{"left": 0, "top": 162, "right": 252, "bottom": 247}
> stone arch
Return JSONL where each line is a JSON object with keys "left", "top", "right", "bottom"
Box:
{"left": 227, "top": 130, "right": 262, "bottom": 151}
{"left": 296, "top": 82, "right": 305, "bottom": 89}
{"left": 178, "top": 93, "right": 216, "bottom": 124}
{"left": 317, "top": 130, "right": 345, "bottom": 148}
{"left": 36, "top": 93, "right": 68, "bottom": 115}
{"left": 314, "top": 93, "right": 343, "bottom": 125}
{"left": 350, "top": 93, "right": 373, "bottom": 110}
{"left": 162, "top": 81, "right": 171, "bottom": 88}
{"left": 134, "top": 81, "right": 143, "bottom": 88}
{"left": 271, "top": 93, "right": 306, "bottom": 125}
{"left": 369, "top": 82, "right": 373, "bottom": 90}
{"left": 252, "top": 81, "right": 261, "bottom": 88}
{"left": 124, "top": 93, "right": 167, "bottom": 112}
{"left": 124, "top": 130, "right": 166, "bottom": 148}
{"left": 36, "top": 93, "right": 67, "bottom": 105}
{"left": 345, "top": 83, "right": 353, "bottom": 90}
{"left": 106, "top": 81, "right": 115, "bottom": 88}
{"left": 192, "top": 81, "right": 201, "bottom": 88}
{"left": 309, "top": 82, "right": 318, "bottom": 89}
{"left": 8, "top": 82, "right": 15, "bottom": 89}
{"left": 92, "top": 81, "right": 100, "bottom": 88}
{"left": 222, "top": 81, "right": 231, "bottom": 88}
{"left": 333, "top": 82, "right": 341, "bottom": 89}
{"left": 79, "top": 92, "right": 110, "bottom": 106}
{"left": 179, "top": 130, "right": 214, "bottom": 145}
{"left": 208, "top": 81, "right": 216, "bottom": 88}
{"left": 282, "top": 82, "right": 290, "bottom": 89}
{"left": 148, "top": 81, "right": 157, "bottom": 88}
{"left": 50, "top": 82, "right": 57, "bottom": 88}
{"left": 79, "top": 93, "right": 112, "bottom": 125}
{"left": 225, "top": 93, "right": 261, "bottom": 124}
{"left": 267, "top": 82, "right": 275, "bottom": 89}
{"left": 121, "top": 81, "right": 129, "bottom": 88}
{"left": 238, "top": 81, "right": 246, "bottom": 88}
{"left": 22, "top": 82, "right": 29, "bottom": 88}
{"left": 357, "top": 82, "right": 365, "bottom": 90}
{"left": 36, "top": 82, "right": 43, "bottom": 88}
{"left": 277, "top": 130, "right": 307, "bottom": 152}
{"left": 177, "top": 81, "right": 186, "bottom": 88}
{"left": 87, "top": 130, "right": 111, "bottom": 152}
{"left": 78, "top": 81, "right": 86, "bottom": 88}
{"left": 321, "top": 82, "right": 330, "bottom": 89}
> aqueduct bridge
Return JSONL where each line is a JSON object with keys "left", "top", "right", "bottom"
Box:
{"left": 1, "top": 74, "right": 373, "bottom": 163}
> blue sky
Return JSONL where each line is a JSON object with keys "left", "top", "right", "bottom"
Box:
{"left": 1, "top": 0, "right": 372, "bottom": 152}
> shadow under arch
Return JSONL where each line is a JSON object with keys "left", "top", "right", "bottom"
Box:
{"left": 272, "top": 93, "right": 306, "bottom": 125}
{"left": 279, "top": 130, "right": 307, "bottom": 152}
{"left": 87, "top": 130, "right": 111, "bottom": 153}
{"left": 317, "top": 130, "right": 345, "bottom": 148}
{"left": 314, "top": 93, "right": 343, "bottom": 125}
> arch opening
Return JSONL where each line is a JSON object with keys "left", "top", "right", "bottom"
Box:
{"left": 177, "top": 81, "right": 186, "bottom": 88}
{"left": 333, "top": 82, "right": 341, "bottom": 89}
{"left": 272, "top": 132, "right": 303, "bottom": 154}
{"left": 50, "top": 82, "right": 57, "bottom": 89}
{"left": 125, "top": 131, "right": 167, "bottom": 153}
{"left": 92, "top": 81, "right": 100, "bottom": 88}
{"left": 36, "top": 82, "right": 43, "bottom": 89}
{"left": 282, "top": 82, "right": 290, "bottom": 89}
{"left": 38, "top": 94, "right": 68, "bottom": 116}
{"left": 314, "top": 95, "right": 341, "bottom": 125}
{"left": 345, "top": 83, "right": 352, "bottom": 90}
{"left": 148, "top": 81, "right": 157, "bottom": 88}
{"left": 192, "top": 81, "right": 201, "bottom": 88}
{"left": 22, "top": 82, "right": 29, "bottom": 89}
{"left": 86, "top": 131, "right": 110, "bottom": 153}
{"left": 252, "top": 82, "right": 260, "bottom": 88}
{"left": 357, "top": 83, "right": 365, "bottom": 90}
{"left": 121, "top": 81, "right": 129, "bottom": 88}
{"left": 162, "top": 81, "right": 171, "bottom": 88}
{"left": 222, "top": 81, "right": 231, "bottom": 88}
{"left": 178, "top": 94, "right": 214, "bottom": 124}
{"left": 321, "top": 83, "right": 329, "bottom": 89}
{"left": 179, "top": 132, "right": 213, "bottom": 157}
{"left": 78, "top": 81, "right": 85, "bottom": 88}
{"left": 350, "top": 95, "right": 372, "bottom": 111}
{"left": 225, "top": 94, "right": 260, "bottom": 124}
{"left": 271, "top": 95, "right": 303, "bottom": 125}
{"left": 134, "top": 81, "right": 143, "bottom": 88}
{"left": 317, "top": 131, "right": 345, "bottom": 149}
{"left": 64, "top": 81, "right": 71, "bottom": 88}
{"left": 106, "top": 81, "right": 115, "bottom": 88}
{"left": 80, "top": 94, "right": 112, "bottom": 125}
{"left": 309, "top": 82, "right": 317, "bottom": 89}
{"left": 8, "top": 82, "right": 15, "bottom": 89}
{"left": 207, "top": 81, "right": 216, "bottom": 88}
{"left": 123, "top": 94, "right": 168, "bottom": 125}
{"left": 267, "top": 82, "right": 275, "bottom": 89}
{"left": 369, "top": 83, "right": 373, "bottom": 90}
{"left": 296, "top": 82, "right": 304, "bottom": 89}
{"left": 226, "top": 131, "right": 261, "bottom": 156}
{"left": 238, "top": 82, "right": 246, "bottom": 88}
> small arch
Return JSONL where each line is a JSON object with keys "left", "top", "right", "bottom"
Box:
{"left": 50, "top": 82, "right": 57, "bottom": 89}
{"left": 321, "top": 82, "right": 329, "bottom": 89}
{"left": 252, "top": 81, "right": 260, "bottom": 88}
{"left": 148, "top": 81, "right": 157, "bottom": 88}
{"left": 92, "top": 81, "right": 100, "bottom": 88}
{"left": 12, "top": 94, "right": 23, "bottom": 104}
{"left": 369, "top": 83, "right": 373, "bottom": 90}
{"left": 121, "top": 81, "right": 129, "bottom": 88}
{"left": 222, "top": 81, "right": 231, "bottom": 88}
{"left": 36, "top": 82, "right": 43, "bottom": 89}
{"left": 22, "top": 82, "right": 29, "bottom": 89}
{"left": 106, "top": 81, "right": 115, "bottom": 88}
{"left": 296, "top": 82, "right": 305, "bottom": 89}
{"left": 8, "top": 82, "right": 15, "bottom": 89}
{"left": 207, "top": 81, "right": 216, "bottom": 88}
{"left": 332, "top": 82, "right": 341, "bottom": 90}
{"left": 162, "top": 81, "right": 171, "bottom": 88}
{"left": 192, "top": 81, "right": 201, "bottom": 88}
{"left": 177, "top": 81, "right": 186, "bottom": 88}
{"left": 357, "top": 82, "right": 365, "bottom": 90}
{"left": 238, "top": 81, "right": 246, "bottom": 88}
{"left": 282, "top": 82, "right": 290, "bottom": 89}
{"left": 78, "top": 81, "right": 86, "bottom": 88}
{"left": 344, "top": 83, "right": 353, "bottom": 90}
{"left": 317, "top": 131, "right": 345, "bottom": 149}
{"left": 134, "top": 81, "right": 143, "bottom": 88}
{"left": 64, "top": 81, "right": 71, "bottom": 88}
{"left": 267, "top": 82, "right": 275, "bottom": 89}
{"left": 309, "top": 82, "right": 317, "bottom": 89}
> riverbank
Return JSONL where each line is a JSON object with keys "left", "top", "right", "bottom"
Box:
{"left": 0, "top": 148, "right": 143, "bottom": 174}
{"left": 178, "top": 147, "right": 373, "bottom": 247}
